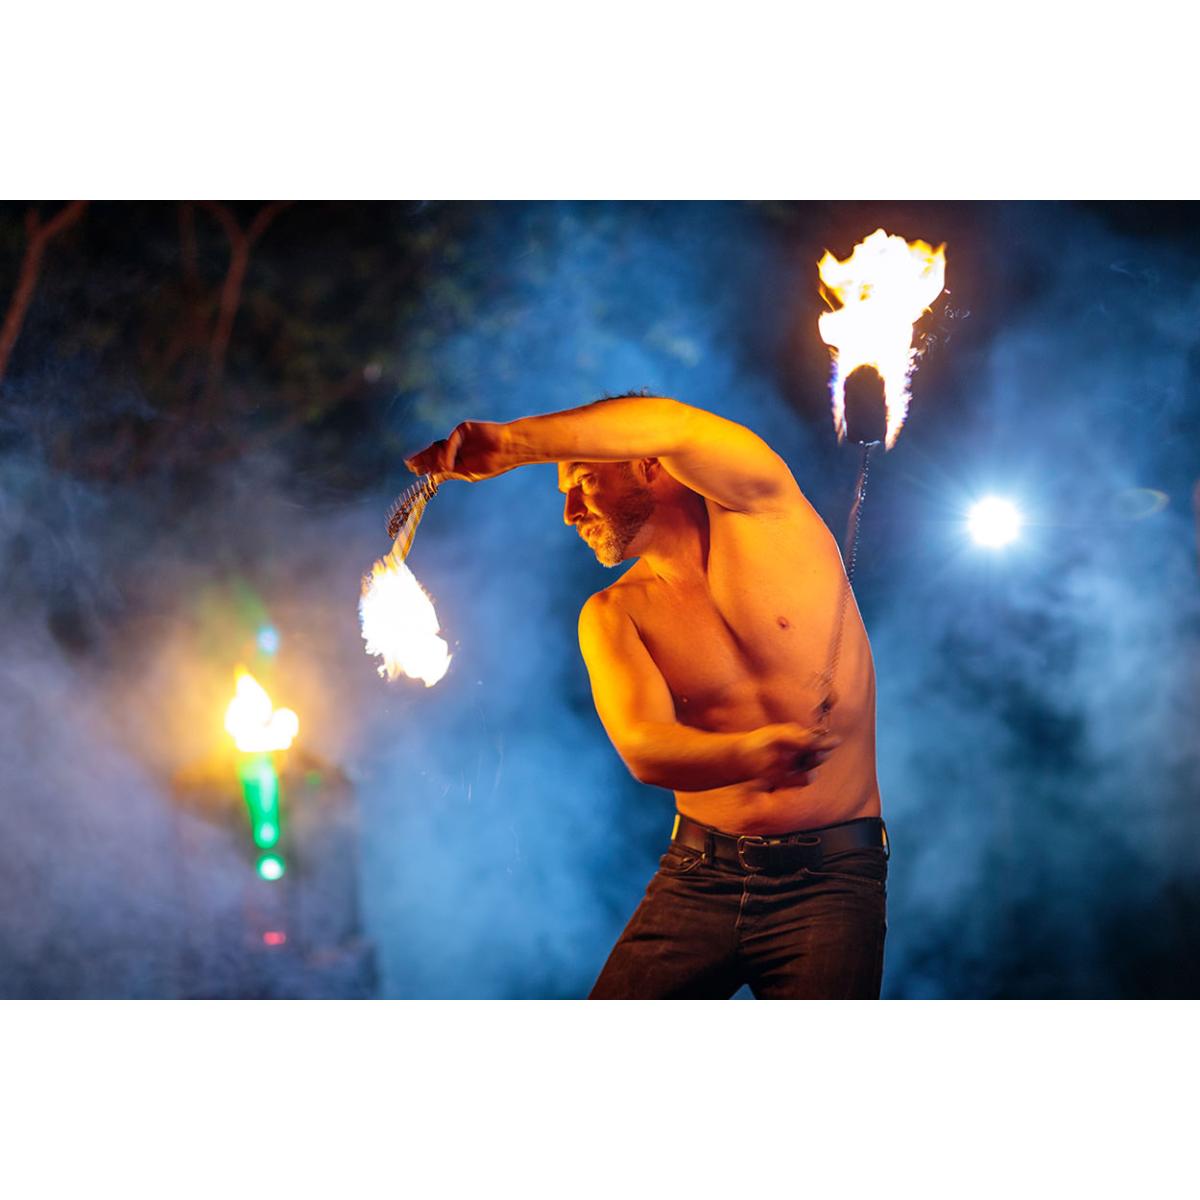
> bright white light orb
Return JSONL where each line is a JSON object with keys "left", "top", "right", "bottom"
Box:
{"left": 257, "top": 854, "right": 285, "bottom": 882}
{"left": 968, "top": 497, "right": 1022, "bottom": 548}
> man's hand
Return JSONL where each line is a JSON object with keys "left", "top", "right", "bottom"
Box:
{"left": 405, "top": 421, "right": 512, "bottom": 481}
{"left": 738, "top": 723, "right": 841, "bottom": 789}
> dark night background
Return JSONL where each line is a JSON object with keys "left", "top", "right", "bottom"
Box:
{"left": 1, "top": 200, "right": 1197, "bottom": 999}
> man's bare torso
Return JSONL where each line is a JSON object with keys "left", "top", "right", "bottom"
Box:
{"left": 600, "top": 490, "right": 881, "bottom": 835}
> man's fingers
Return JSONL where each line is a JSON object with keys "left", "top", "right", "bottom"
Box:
{"left": 808, "top": 732, "right": 841, "bottom": 751}
{"left": 768, "top": 746, "right": 836, "bottom": 788}
{"left": 796, "top": 750, "right": 832, "bottom": 770}
{"left": 780, "top": 732, "right": 840, "bottom": 757}
{"left": 406, "top": 440, "right": 448, "bottom": 475}
{"left": 407, "top": 426, "right": 470, "bottom": 477}
{"left": 404, "top": 450, "right": 430, "bottom": 475}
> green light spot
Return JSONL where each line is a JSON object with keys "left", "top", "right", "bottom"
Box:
{"left": 238, "top": 753, "right": 282, "bottom": 849}
{"left": 257, "top": 853, "right": 285, "bottom": 881}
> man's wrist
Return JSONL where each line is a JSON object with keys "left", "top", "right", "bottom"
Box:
{"left": 498, "top": 415, "right": 552, "bottom": 469}
{"left": 729, "top": 730, "right": 764, "bottom": 785}
{"left": 494, "top": 419, "right": 523, "bottom": 469}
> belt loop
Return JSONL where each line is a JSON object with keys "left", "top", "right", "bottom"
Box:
{"left": 704, "top": 830, "right": 714, "bottom": 863}
{"left": 881, "top": 820, "right": 891, "bottom": 861}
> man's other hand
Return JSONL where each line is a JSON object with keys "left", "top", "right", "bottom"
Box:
{"left": 405, "top": 421, "right": 510, "bottom": 481}
{"left": 739, "top": 722, "right": 841, "bottom": 789}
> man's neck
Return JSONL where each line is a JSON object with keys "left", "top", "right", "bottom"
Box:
{"left": 633, "top": 494, "right": 709, "bottom": 585}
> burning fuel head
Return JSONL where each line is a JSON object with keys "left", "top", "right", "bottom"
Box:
{"left": 841, "top": 366, "right": 888, "bottom": 447}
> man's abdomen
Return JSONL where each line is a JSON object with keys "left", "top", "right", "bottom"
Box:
{"left": 674, "top": 723, "right": 882, "bottom": 835}
{"left": 672, "top": 648, "right": 882, "bottom": 835}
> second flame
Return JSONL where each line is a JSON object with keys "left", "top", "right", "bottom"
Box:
{"left": 818, "top": 228, "right": 946, "bottom": 449}
{"left": 225, "top": 670, "right": 299, "bottom": 753}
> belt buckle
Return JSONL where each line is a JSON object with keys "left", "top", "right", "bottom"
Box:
{"left": 738, "top": 833, "right": 823, "bottom": 874}
{"left": 736, "top": 835, "right": 769, "bottom": 872}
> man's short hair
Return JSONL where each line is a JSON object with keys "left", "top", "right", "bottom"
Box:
{"left": 599, "top": 388, "right": 653, "bottom": 401}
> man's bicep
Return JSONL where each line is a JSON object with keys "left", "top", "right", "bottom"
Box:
{"left": 660, "top": 404, "right": 802, "bottom": 514}
{"left": 577, "top": 595, "right": 675, "bottom": 774}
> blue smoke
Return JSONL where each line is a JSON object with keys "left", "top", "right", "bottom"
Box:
{"left": 1, "top": 201, "right": 1197, "bottom": 997}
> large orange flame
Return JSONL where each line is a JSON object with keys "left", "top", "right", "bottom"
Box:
{"left": 224, "top": 670, "right": 299, "bottom": 753}
{"left": 818, "top": 228, "right": 946, "bottom": 449}
{"left": 359, "top": 553, "right": 451, "bottom": 687}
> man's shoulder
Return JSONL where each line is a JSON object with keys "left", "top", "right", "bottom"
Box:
{"left": 578, "top": 569, "right": 643, "bottom": 632}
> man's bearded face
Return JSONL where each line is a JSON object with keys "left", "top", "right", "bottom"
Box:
{"left": 559, "top": 461, "right": 656, "bottom": 567}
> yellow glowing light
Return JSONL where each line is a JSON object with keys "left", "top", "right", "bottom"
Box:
{"left": 224, "top": 671, "right": 299, "bottom": 752}
{"left": 359, "top": 553, "right": 452, "bottom": 687}
{"left": 818, "top": 228, "right": 947, "bottom": 449}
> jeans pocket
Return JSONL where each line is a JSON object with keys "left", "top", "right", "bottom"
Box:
{"left": 804, "top": 848, "right": 887, "bottom": 892}
{"left": 658, "top": 842, "right": 705, "bottom": 875}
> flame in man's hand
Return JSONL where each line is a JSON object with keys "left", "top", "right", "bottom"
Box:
{"left": 225, "top": 670, "right": 299, "bottom": 752}
{"left": 360, "top": 553, "right": 452, "bottom": 687}
{"left": 818, "top": 228, "right": 946, "bottom": 449}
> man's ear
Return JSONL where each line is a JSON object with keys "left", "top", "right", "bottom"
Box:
{"left": 638, "top": 457, "right": 662, "bottom": 483}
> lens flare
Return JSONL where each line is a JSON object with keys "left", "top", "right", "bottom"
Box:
{"left": 968, "top": 497, "right": 1023, "bottom": 548}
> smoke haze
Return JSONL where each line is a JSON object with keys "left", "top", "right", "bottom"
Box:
{"left": 1, "top": 201, "right": 1197, "bottom": 997}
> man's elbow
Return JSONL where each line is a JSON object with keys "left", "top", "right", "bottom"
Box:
{"left": 628, "top": 758, "right": 671, "bottom": 788}
{"left": 616, "top": 726, "right": 671, "bottom": 788}
{"left": 621, "top": 747, "right": 663, "bottom": 788}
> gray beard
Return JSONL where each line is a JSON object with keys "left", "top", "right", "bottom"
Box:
{"left": 585, "top": 487, "right": 656, "bottom": 567}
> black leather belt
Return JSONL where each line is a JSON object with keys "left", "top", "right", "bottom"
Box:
{"left": 672, "top": 812, "right": 889, "bottom": 875}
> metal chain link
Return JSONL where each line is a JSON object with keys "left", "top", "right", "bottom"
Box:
{"left": 385, "top": 473, "right": 440, "bottom": 542}
{"left": 816, "top": 440, "right": 876, "bottom": 731}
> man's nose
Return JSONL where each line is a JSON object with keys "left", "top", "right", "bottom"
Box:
{"left": 563, "top": 488, "right": 586, "bottom": 525}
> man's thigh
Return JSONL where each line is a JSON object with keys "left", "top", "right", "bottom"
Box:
{"left": 588, "top": 848, "right": 743, "bottom": 1000}
{"left": 743, "top": 849, "right": 888, "bottom": 1000}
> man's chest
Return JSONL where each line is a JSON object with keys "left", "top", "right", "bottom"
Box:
{"left": 623, "top": 522, "right": 841, "bottom": 720}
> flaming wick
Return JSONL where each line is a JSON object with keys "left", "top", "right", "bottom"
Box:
{"left": 818, "top": 228, "right": 946, "bottom": 449}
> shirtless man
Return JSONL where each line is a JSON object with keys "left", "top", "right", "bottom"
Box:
{"left": 407, "top": 392, "right": 888, "bottom": 999}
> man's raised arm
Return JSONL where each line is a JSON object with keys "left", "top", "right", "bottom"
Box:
{"left": 405, "top": 394, "right": 800, "bottom": 513}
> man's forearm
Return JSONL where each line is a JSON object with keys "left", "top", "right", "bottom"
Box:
{"left": 625, "top": 721, "right": 755, "bottom": 791}
{"left": 500, "top": 395, "right": 691, "bottom": 468}
{"left": 407, "top": 393, "right": 795, "bottom": 514}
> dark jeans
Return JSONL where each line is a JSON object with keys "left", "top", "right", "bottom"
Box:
{"left": 589, "top": 835, "right": 888, "bottom": 999}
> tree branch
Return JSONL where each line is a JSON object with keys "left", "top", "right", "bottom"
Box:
{"left": 0, "top": 200, "right": 88, "bottom": 386}
{"left": 198, "top": 200, "right": 291, "bottom": 411}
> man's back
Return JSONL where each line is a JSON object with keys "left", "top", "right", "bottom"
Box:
{"left": 594, "top": 479, "right": 880, "bottom": 834}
